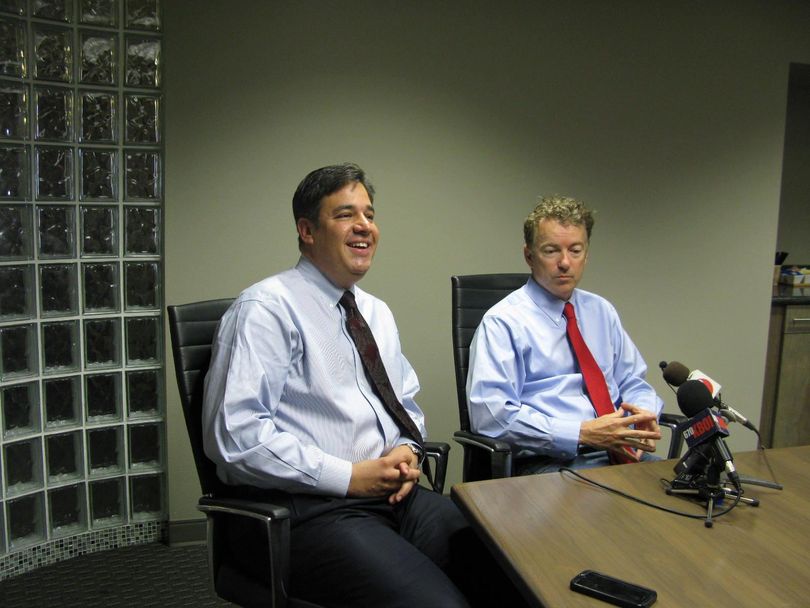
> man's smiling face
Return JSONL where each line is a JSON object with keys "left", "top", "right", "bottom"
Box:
{"left": 297, "top": 181, "right": 379, "bottom": 289}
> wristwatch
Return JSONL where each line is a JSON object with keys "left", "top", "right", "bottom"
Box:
{"left": 406, "top": 443, "right": 425, "bottom": 466}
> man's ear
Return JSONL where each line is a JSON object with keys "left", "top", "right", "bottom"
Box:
{"left": 523, "top": 245, "right": 532, "bottom": 266}
{"left": 297, "top": 218, "right": 315, "bottom": 245}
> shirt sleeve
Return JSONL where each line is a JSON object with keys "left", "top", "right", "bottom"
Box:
{"left": 467, "top": 316, "right": 581, "bottom": 459}
{"left": 609, "top": 312, "right": 664, "bottom": 417}
{"left": 202, "top": 299, "right": 353, "bottom": 496}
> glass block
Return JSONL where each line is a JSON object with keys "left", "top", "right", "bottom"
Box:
{"left": 33, "top": 26, "right": 73, "bottom": 82}
{"left": 49, "top": 483, "right": 86, "bottom": 537}
{"left": 40, "top": 263, "right": 78, "bottom": 316}
{"left": 126, "top": 369, "right": 159, "bottom": 417}
{"left": 7, "top": 492, "right": 45, "bottom": 549}
{"left": 34, "top": 86, "right": 72, "bottom": 141}
{"left": 4, "top": 437, "right": 43, "bottom": 495}
{"left": 130, "top": 474, "right": 162, "bottom": 520}
{"left": 124, "top": 150, "right": 160, "bottom": 200}
{"left": 84, "top": 317, "right": 121, "bottom": 367}
{"left": 79, "top": 148, "right": 117, "bottom": 200}
{"left": 37, "top": 205, "right": 75, "bottom": 257}
{"left": 125, "top": 36, "right": 160, "bottom": 87}
{"left": 0, "top": 264, "right": 33, "bottom": 320}
{"left": 0, "top": 82, "right": 28, "bottom": 139}
{"left": 42, "top": 320, "right": 79, "bottom": 372}
{"left": 79, "top": 91, "right": 116, "bottom": 143}
{"left": 0, "top": 144, "right": 29, "bottom": 199}
{"left": 124, "top": 206, "right": 159, "bottom": 254}
{"left": 0, "top": 204, "right": 33, "bottom": 259}
{"left": 0, "top": 323, "right": 37, "bottom": 379}
{"left": 126, "top": 0, "right": 159, "bottom": 31}
{"left": 46, "top": 431, "right": 83, "bottom": 482}
{"left": 0, "top": 1, "right": 26, "bottom": 16}
{"left": 125, "top": 316, "right": 158, "bottom": 364}
{"left": 80, "top": 0, "right": 118, "bottom": 27}
{"left": 80, "top": 30, "right": 116, "bottom": 85}
{"left": 81, "top": 205, "right": 117, "bottom": 256}
{"left": 89, "top": 477, "right": 123, "bottom": 526}
{"left": 129, "top": 423, "right": 160, "bottom": 469}
{"left": 2, "top": 381, "right": 40, "bottom": 439}
{"left": 35, "top": 146, "right": 74, "bottom": 199}
{"left": 124, "top": 94, "right": 159, "bottom": 144}
{"left": 82, "top": 262, "right": 119, "bottom": 312}
{"left": 0, "top": 18, "right": 26, "bottom": 78}
{"left": 33, "top": 0, "right": 73, "bottom": 22}
{"left": 85, "top": 372, "right": 121, "bottom": 422}
{"left": 124, "top": 262, "right": 158, "bottom": 310}
{"left": 43, "top": 375, "right": 80, "bottom": 427}
{"left": 87, "top": 425, "right": 122, "bottom": 475}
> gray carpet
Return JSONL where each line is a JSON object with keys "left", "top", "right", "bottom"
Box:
{"left": 0, "top": 543, "right": 236, "bottom": 607}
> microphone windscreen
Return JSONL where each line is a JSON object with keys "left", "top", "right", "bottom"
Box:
{"left": 662, "top": 361, "right": 690, "bottom": 386}
{"left": 676, "top": 379, "right": 715, "bottom": 417}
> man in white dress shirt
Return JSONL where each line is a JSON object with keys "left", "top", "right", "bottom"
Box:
{"left": 203, "top": 163, "right": 523, "bottom": 608}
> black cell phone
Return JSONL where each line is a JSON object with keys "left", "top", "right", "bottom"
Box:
{"left": 570, "top": 570, "right": 657, "bottom": 607}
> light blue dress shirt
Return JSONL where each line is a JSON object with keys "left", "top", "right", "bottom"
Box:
{"left": 467, "top": 278, "right": 663, "bottom": 460}
{"left": 202, "top": 257, "right": 426, "bottom": 497}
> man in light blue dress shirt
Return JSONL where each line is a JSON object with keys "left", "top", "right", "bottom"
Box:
{"left": 467, "top": 196, "right": 663, "bottom": 474}
{"left": 203, "top": 164, "right": 524, "bottom": 608}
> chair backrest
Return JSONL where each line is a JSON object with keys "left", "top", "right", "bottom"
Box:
{"left": 167, "top": 298, "right": 234, "bottom": 497}
{"left": 451, "top": 274, "right": 528, "bottom": 431}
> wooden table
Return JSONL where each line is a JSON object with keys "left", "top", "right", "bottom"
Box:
{"left": 451, "top": 446, "right": 810, "bottom": 607}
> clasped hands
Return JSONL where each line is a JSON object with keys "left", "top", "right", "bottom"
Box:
{"left": 579, "top": 403, "right": 662, "bottom": 462}
{"left": 348, "top": 444, "right": 420, "bottom": 504}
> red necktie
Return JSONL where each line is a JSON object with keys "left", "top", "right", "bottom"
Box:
{"left": 339, "top": 290, "right": 424, "bottom": 447}
{"left": 563, "top": 302, "right": 636, "bottom": 464}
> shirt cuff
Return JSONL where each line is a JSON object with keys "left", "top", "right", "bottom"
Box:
{"left": 549, "top": 417, "right": 582, "bottom": 460}
{"left": 317, "top": 453, "right": 353, "bottom": 497}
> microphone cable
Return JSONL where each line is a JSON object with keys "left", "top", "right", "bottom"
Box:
{"left": 559, "top": 466, "right": 743, "bottom": 523}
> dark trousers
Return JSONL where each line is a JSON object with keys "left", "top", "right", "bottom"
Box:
{"left": 230, "top": 485, "right": 527, "bottom": 608}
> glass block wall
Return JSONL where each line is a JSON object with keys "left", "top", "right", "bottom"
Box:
{"left": 0, "top": 0, "right": 163, "bottom": 574}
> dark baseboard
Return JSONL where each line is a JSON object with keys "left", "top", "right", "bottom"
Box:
{"left": 168, "top": 518, "right": 207, "bottom": 546}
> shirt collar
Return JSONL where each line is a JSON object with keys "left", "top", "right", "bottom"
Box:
{"left": 525, "top": 277, "right": 579, "bottom": 325}
{"left": 295, "top": 256, "right": 348, "bottom": 307}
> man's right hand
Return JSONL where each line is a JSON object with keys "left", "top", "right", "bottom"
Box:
{"left": 348, "top": 446, "right": 420, "bottom": 502}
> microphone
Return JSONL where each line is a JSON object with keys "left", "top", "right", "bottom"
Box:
{"left": 676, "top": 380, "right": 741, "bottom": 489}
{"left": 661, "top": 361, "right": 720, "bottom": 397}
{"left": 661, "top": 360, "right": 759, "bottom": 433}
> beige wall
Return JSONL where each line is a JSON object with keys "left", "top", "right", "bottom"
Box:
{"left": 163, "top": 1, "right": 810, "bottom": 521}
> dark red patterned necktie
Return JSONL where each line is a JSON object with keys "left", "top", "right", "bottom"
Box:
{"left": 563, "top": 302, "right": 636, "bottom": 464}
{"left": 339, "top": 290, "right": 424, "bottom": 446}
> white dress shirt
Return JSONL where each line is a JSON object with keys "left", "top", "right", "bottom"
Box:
{"left": 467, "top": 278, "right": 663, "bottom": 459}
{"left": 202, "top": 256, "right": 425, "bottom": 496}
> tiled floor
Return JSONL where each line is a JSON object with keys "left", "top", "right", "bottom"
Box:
{"left": 0, "top": 542, "right": 235, "bottom": 607}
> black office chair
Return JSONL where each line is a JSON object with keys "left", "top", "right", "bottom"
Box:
{"left": 168, "top": 298, "right": 451, "bottom": 608}
{"left": 451, "top": 274, "right": 685, "bottom": 483}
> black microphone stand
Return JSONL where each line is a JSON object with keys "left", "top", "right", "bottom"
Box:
{"left": 665, "top": 447, "right": 759, "bottom": 528}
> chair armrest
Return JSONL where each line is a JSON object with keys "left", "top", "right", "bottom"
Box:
{"left": 453, "top": 430, "right": 514, "bottom": 481}
{"left": 424, "top": 441, "right": 450, "bottom": 494}
{"left": 198, "top": 496, "right": 292, "bottom": 608}
{"left": 659, "top": 412, "right": 687, "bottom": 459}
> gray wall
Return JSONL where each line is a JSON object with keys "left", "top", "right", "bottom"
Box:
{"left": 777, "top": 63, "right": 810, "bottom": 264}
{"left": 164, "top": 1, "right": 810, "bottom": 522}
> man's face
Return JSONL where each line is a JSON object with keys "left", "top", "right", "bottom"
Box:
{"left": 297, "top": 182, "right": 379, "bottom": 289}
{"left": 524, "top": 218, "right": 588, "bottom": 301}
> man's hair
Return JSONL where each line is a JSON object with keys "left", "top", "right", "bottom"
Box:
{"left": 523, "top": 195, "right": 594, "bottom": 247}
{"left": 292, "top": 163, "right": 375, "bottom": 246}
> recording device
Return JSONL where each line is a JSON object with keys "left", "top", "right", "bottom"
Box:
{"left": 675, "top": 380, "right": 741, "bottom": 490}
{"left": 659, "top": 361, "right": 758, "bottom": 433}
{"left": 570, "top": 570, "right": 657, "bottom": 607}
